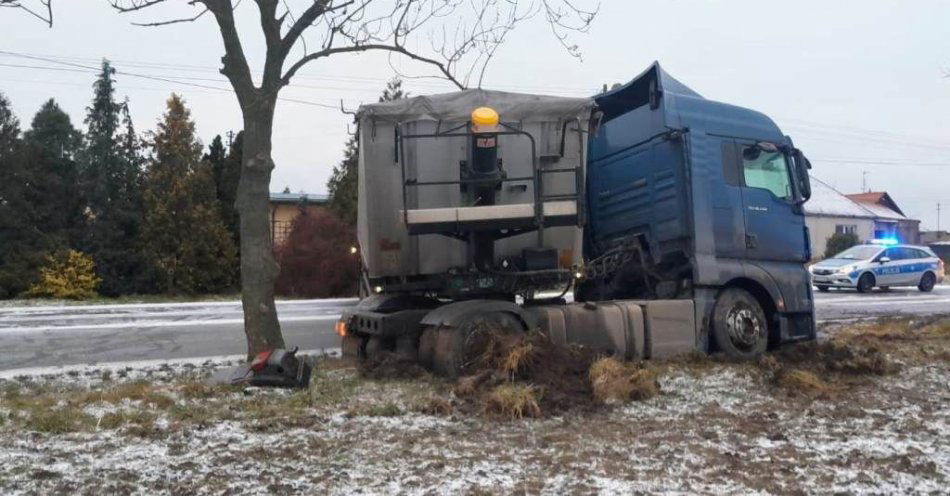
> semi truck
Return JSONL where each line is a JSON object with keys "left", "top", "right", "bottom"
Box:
{"left": 336, "top": 62, "right": 815, "bottom": 376}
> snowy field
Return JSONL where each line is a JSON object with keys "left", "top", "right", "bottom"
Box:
{"left": 0, "top": 319, "right": 948, "bottom": 495}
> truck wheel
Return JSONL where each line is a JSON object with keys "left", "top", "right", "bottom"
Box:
{"left": 712, "top": 288, "right": 768, "bottom": 360}
{"left": 816, "top": 285, "right": 830, "bottom": 292}
{"left": 918, "top": 272, "right": 936, "bottom": 292}
{"left": 429, "top": 311, "right": 525, "bottom": 378}
{"left": 856, "top": 273, "right": 875, "bottom": 293}
{"left": 364, "top": 337, "right": 390, "bottom": 360}
{"left": 417, "top": 326, "right": 437, "bottom": 369}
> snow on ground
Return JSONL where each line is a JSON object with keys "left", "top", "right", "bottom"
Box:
{"left": 1, "top": 352, "right": 947, "bottom": 495}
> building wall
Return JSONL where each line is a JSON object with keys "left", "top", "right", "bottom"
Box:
{"left": 805, "top": 216, "right": 874, "bottom": 260}
{"left": 898, "top": 219, "right": 921, "bottom": 245}
{"left": 921, "top": 231, "right": 950, "bottom": 244}
{"left": 270, "top": 203, "right": 326, "bottom": 245}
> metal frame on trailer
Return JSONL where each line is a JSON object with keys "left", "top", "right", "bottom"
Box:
{"left": 395, "top": 120, "right": 585, "bottom": 247}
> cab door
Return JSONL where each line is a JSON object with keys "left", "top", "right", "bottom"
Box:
{"left": 734, "top": 141, "right": 807, "bottom": 262}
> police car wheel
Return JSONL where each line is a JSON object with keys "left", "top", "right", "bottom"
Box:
{"left": 918, "top": 272, "right": 936, "bottom": 293}
{"left": 712, "top": 288, "right": 768, "bottom": 360}
{"left": 856, "top": 273, "right": 875, "bottom": 293}
{"left": 816, "top": 285, "right": 830, "bottom": 292}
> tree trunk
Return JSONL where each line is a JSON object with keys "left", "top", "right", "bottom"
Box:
{"left": 236, "top": 96, "right": 286, "bottom": 358}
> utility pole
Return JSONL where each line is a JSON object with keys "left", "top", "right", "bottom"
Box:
{"left": 226, "top": 130, "right": 235, "bottom": 148}
{"left": 862, "top": 170, "right": 869, "bottom": 192}
{"left": 938, "top": 202, "right": 942, "bottom": 233}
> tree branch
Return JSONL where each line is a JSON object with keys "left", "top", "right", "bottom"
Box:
{"left": 201, "top": 0, "right": 257, "bottom": 104}
{"left": 0, "top": 0, "right": 53, "bottom": 27}
{"left": 283, "top": 42, "right": 464, "bottom": 89}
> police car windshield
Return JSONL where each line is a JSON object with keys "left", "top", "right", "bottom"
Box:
{"left": 832, "top": 245, "right": 881, "bottom": 260}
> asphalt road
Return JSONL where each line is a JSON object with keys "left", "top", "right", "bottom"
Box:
{"left": 0, "top": 299, "right": 357, "bottom": 372}
{"left": 1, "top": 286, "right": 948, "bottom": 372}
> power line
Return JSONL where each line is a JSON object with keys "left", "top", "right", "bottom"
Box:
{"left": 0, "top": 49, "right": 595, "bottom": 95}
{"left": 0, "top": 50, "right": 340, "bottom": 110}
{"left": 813, "top": 158, "right": 950, "bottom": 167}
{"left": 4, "top": 49, "right": 950, "bottom": 152}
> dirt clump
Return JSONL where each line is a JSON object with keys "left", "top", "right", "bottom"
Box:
{"left": 589, "top": 357, "right": 660, "bottom": 404}
{"left": 773, "top": 340, "right": 899, "bottom": 376}
{"left": 358, "top": 352, "right": 429, "bottom": 380}
{"left": 450, "top": 325, "right": 662, "bottom": 418}
{"left": 459, "top": 326, "right": 599, "bottom": 415}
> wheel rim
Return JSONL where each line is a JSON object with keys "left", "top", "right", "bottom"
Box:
{"left": 922, "top": 273, "right": 935, "bottom": 290}
{"left": 859, "top": 275, "right": 872, "bottom": 291}
{"left": 725, "top": 304, "right": 762, "bottom": 351}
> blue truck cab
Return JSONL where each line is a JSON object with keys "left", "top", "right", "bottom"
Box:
{"left": 579, "top": 62, "right": 815, "bottom": 357}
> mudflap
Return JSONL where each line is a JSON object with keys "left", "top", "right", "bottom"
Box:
{"left": 779, "top": 312, "right": 816, "bottom": 344}
{"left": 208, "top": 347, "right": 313, "bottom": 389}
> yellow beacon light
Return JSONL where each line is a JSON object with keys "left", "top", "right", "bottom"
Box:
{"left": 471, "top": 107, "right": 500, "bottom": 133}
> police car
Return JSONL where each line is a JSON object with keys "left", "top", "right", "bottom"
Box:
{"left": 809, "top": 240, "right": 945, "bottom": 293}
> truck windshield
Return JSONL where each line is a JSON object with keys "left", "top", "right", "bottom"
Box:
{"left": 832, "top": 245, "right": 881, "bottom": 260}
{"left": 742, "top": 147, "right": 793, "bottom": 200}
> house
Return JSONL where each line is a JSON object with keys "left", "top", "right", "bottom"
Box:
{"left": 803, "top": 178, "right": 920, "bottom": 259}
{"left": 845, "top": 192, "right": 920, "bottom": 244}
{"left": 920, "top": 231, "right": 950, "bottom": 244}
{"left": 804, "top": 178, "right": 876, "bottom": 259}
{"left": 269, "top": 191, "right": 329, "bottom": 245}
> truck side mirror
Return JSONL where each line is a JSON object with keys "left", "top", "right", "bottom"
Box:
{"left": 793, "top": 149, "right": 812, "bottom": 203}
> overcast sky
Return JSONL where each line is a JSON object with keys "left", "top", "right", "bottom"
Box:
{"left": 2, "top": 0, "right": 949, "bottom": 230}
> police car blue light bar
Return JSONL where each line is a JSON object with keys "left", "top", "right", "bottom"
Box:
{"left": 869, "top": 237, "right": 899, "bottom": 246}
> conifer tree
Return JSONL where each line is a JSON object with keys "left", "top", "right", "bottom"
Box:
{"left": 0, "top": 92, "right": 31, "bottom": 297}
{"left": 0, "top": 96, "right": 84, "bottom": 297}
{"left": 328, "top": 78, "right": 406, "bottom": 225}
{"left": 204, "top": 132, "right": 241, "bottom": 244}
{"left": 77, "top": 60, "right": 146, "bottom": 296}
{"left": 141, "top": 94, "right": 237, "bottom": 294}
{"left": 23, "top": 99, "right": 83, "bottom": 247}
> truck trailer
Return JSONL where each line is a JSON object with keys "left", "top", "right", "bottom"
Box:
{"left": 336, "top": 62, "right": 815, "bottom": 375}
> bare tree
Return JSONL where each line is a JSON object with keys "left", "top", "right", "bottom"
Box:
{"left": 28, "top": 0, "right": 598, "bottom": 358}
{"left": 0, "top": 0, "right": 52, "bottom": 26}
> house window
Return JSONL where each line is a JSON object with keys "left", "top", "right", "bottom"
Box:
{"left": 272, "top": 220, "right": 293, "bottom": 244}
{"left": 835, "top": 224, "right": 857, "bottom": 235}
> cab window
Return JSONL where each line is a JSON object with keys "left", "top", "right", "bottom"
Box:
{"left": 741, "top": 145, "right": 793, "bottom": 200}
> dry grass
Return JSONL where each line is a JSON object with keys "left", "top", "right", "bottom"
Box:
{"left": 589, "top": 357, "right": 660, "bottom": 404}
{"left": 483, "top": 384, "right": 542, "bottom": 419}
{"left": 72, "top": 381, "right": 176, "bottom": 409}
{"left": 500, "top": 341, "right": 538, "bottom": 378}
{"left": 24, "top": 407, "right": 94, "bottom": 434}
{"left": 413, "top": 396, "right": 453, "bottom": 416}
{"left": 775, "top": 369, "right": 832, "bottom": 395}
{"left": 347, "top": 401, "right": 403, "bottom": 418}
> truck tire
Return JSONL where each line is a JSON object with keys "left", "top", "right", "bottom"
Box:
{"left": 712, "top": 288, "right": 768, "bottom": 360}
{"left": 856, "top": 273, "right": 875, "bottom": 293}
{"left": 417, "top": 326, "right": 438, "bottom": 369}
{"left": 918, "top": 272, "right": 936, "bottom": 292}
{"left": 365, "top": 337, "right": 389, "bottom": 360}
{"left": 429, "top": 311, "right": 526, "bottom": 378}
